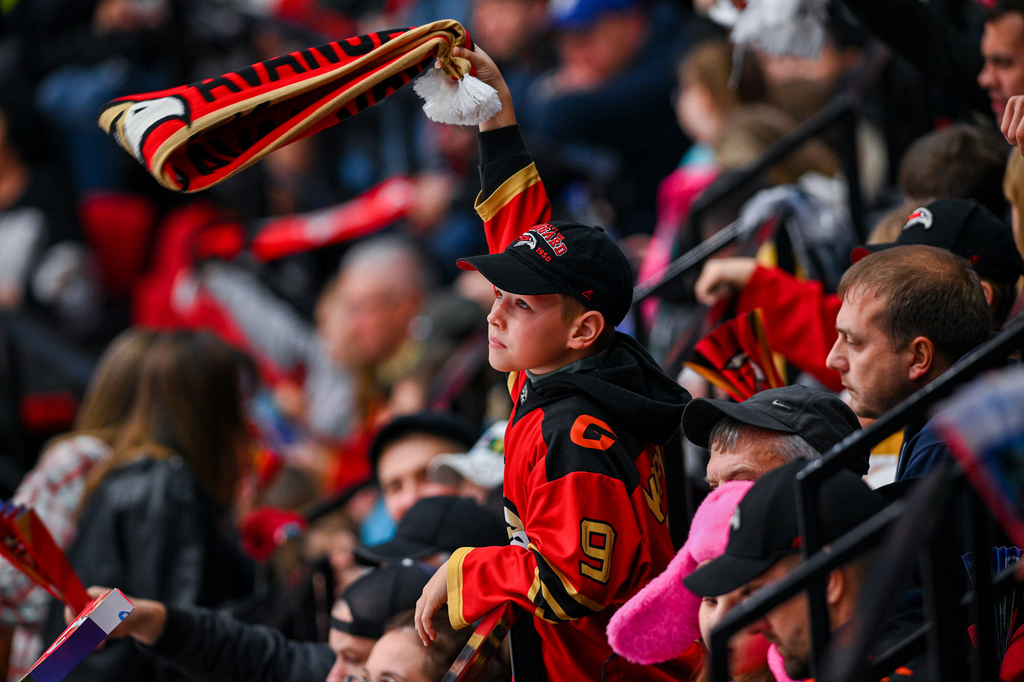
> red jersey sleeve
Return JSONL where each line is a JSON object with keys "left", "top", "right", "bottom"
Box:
{"left": 735, "top": 264, "right": 844, "bottom": 392}
{"left": 474, "top": 125, "right": 551, "bottom": 254}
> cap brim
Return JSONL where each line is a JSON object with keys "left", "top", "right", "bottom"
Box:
{"left": 354, "top": 539, "right": 437, "bottom": 566}
{"left": 457, "top": 252, "right": 564, "bottom": 296}
{"left": 429, "top": 452, "right": 504, "bottom": 489}
{"left": 683, "top": 552, "right": 780, "bottom": 597}
{"left": 683, "top": 398, "right": 798, "bottom": 449}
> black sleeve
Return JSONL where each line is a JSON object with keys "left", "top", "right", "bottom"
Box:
{"left": 153, "top": 606, "right": 336, "bottom": 682}
{"left": 839, "top": 0, "right": 990, "bottom": 118}
{"left": 477, "top": 124, "right": 534, "bottom": 198}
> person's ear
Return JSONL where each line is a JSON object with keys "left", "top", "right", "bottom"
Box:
{"left": 906, "top": 336, "right": 936, "bottom": 382}
{"left": 568, "top": 310, "right": 605, "bottom": 349}
{"left": 980, "top": 280, "right": 994, "bottom": 306}
{"left": 826, "top": 568, "right": 845, "bottom": 607}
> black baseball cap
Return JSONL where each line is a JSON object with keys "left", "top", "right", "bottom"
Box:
{"left": 332, "top": 562, "right": 434, "bottom": 639}
{"left": 354, "top": 495, "right": 507, "bottom": 566}
{"left": 457, "top": 221, "right": 634, "bottom": 326}
{"left": 853, "top": 198, "right": 1024, "bottom": 284}
{"left": 682, "top": 385, "right": 866, "bottom": 474}
{"left": 684, "top": 459, "right": 885, "bottom": 597}
{"left": 369, "top": 411, "right": 478, "bottom": 474}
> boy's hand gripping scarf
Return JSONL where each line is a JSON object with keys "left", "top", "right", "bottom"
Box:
{"left": 98, "top": 20, "right": 499, "bottom": 193}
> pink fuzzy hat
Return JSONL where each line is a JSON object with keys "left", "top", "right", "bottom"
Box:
{"left": 606, "top": 480, "right": 753, "bottom": 665}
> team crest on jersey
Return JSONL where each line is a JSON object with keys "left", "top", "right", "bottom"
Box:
{"left": 520, "top": 383, "right": 528, "bottom": 404}
{"left": 903, "top": 207, "right": 933, "bottom": 231}
{"left": 505, "top": 507, "right": 529, "bottom": 548}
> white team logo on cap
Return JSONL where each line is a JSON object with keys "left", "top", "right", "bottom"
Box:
{"left": 730, "top": 506, "right": 741, "bottom": 531}
{"left": 513, "top": 233, "right": 538, "bottom": 250}
{"left": 903, "top": 207, "right": 933, "bottom": 231}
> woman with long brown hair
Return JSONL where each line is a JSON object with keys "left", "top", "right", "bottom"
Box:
{"left": 46, "top": 331, "right": 257, "bottom": 682}
{"left": 0, "top": 328, "right": 156, "bottom": 679}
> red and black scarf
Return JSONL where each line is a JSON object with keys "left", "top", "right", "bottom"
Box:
{"left": 99, "top": 20, "right": 480, "bottom": 193}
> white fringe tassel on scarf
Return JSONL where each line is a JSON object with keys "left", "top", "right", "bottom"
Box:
{"left": 414, "top": 68, "right": 503, "bottom": 126}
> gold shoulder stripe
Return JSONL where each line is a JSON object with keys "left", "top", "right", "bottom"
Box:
{"left": 447, "top": 547, "right": 474, "bottom": 630}
{"left": 527, "top": 543, "right": 604, "bottom": 614}
{"left": 475, "top": 164, "right": 542, "bottom": 223}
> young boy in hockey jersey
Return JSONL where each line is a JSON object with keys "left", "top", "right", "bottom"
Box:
{"left": 414, "top": 46, "right": 690, "bottom": 681}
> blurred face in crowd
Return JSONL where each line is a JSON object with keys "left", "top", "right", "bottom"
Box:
{"left": 361, "top": 628, "right": 432, "bottom": 682}
{"left": 705, "top": 427, "right": 789, "bottom": 489}
{"left": 377, "top": 435, "right": 462, "bottom": 521}
{"left": 675, "top": 74, "right": 720, "bottom": 145}
{"left": 320, "top": 263, "right": 422, "bottom": 370}
{"left": 979, "top": 12, "right": 1024, "bottom": 119}
{"left": 826, "top": 288, "right": 917, "bottom": 419}
{"left": 745, "top": 555, "right": 811, "bottom": 680}
{"left": 557, "top": 10, "right": 647, "bottom": 87}
{"left": 325, "top": 600, "right": 377, "bottom": 682}
{"left": 698, "top": 569, "right": 771, "bottom": 676}
{"left": 471, "top": 0, "right": 548, "bottom": 62}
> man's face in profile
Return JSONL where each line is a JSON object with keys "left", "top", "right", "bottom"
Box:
{"left": 826, "top": 288, "right": 916, "bottom": 419}
{"left": 980, "top": 13, "right": 1024, "bottom": 119}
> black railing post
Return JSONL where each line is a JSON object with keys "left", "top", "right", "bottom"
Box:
{"left": 837, "top": 106, "right": 866, "bottom": 243}
{"left": 795, "top": 460, "right": 831, "bottom": 677}
{"left": 919, "top": 478, "right": 971, "bottom": 681}
{"left": 969, "top": 487, "right": 999, "bottom": 681}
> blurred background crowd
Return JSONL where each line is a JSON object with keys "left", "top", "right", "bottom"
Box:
{"left": 0, "top": 0, "right": 1022, "bottom": 677}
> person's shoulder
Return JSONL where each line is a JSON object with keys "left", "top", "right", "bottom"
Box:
{"left": 537, "top": 393, "right": 643, "bottom": 489}
{"left": 96, "top": 455, "right": 203, "bottom": 508}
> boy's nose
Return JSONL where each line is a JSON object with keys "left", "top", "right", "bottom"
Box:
{"left": 487, "top": 302, "right": 505, "bottom": 327}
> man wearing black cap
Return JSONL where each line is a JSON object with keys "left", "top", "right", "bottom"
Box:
{"left": 683, "top": 385, "right": 864, "bottom": 489}
{"left": 414, "top": 48, "right": 690, "bottom": 682}
{"left": 683, "top": 460, "right": 924, "bottom": 680}
{"left": 369, "top": 411, "right": 479, "bottom": 522}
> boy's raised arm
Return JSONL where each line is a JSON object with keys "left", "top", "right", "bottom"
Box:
{"left": 455, "top": 47, "right": 552, "bottom": 255}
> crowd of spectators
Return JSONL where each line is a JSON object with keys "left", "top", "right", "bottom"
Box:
{"left": 1, "top": 0, "right": 1024, "bottom": 679}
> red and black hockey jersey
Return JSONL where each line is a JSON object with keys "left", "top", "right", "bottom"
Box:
{"left": 446, "top": 125, "right": 690, "bottom": 681}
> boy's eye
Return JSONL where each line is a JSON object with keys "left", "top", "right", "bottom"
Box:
{"left": 702, "top": 597, "right": 717, "bottom": 606}
{"left": 516, "top": 299, "right": 530, "bottom": 310}
{"left": 494, "top": 287, "right": 502, "bottom": 299}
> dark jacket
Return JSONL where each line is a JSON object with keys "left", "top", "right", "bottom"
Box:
{"left": 44, "top": 456, "right": 256, "bottom": 682}
{"left": 150, "top": 605, "right": 335, "bottom": 682}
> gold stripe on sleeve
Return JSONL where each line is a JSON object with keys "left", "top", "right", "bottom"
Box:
{"left": 447, "top": 547, "right": 475, "bottom": 630}
{"left": 475, "top": 164, "right": 542, "bottom": 223}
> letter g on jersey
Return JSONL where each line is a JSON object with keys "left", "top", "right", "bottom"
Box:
{"left": 570, "top": 415, "right": 617, "bottom": 450}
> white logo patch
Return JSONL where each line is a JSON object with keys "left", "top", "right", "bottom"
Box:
{"left": 730, "top": 507, "right": 741, "bottom": 531}
{"left": 122, "top": 97, "right": 188, "bottom": 162}
{"left": 513, "top": 233, "right": 537, "bottom": 250}
{"left": 902, "top": 207, "right": 933, "bottom": 231}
